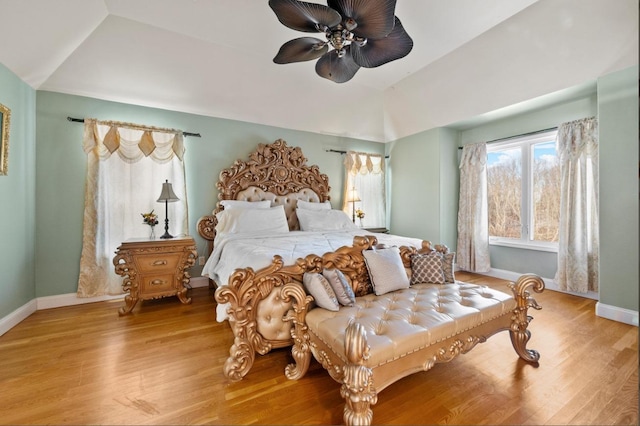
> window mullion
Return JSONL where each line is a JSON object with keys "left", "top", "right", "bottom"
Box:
{"left": 521, "top": 144, "right": 530, "bottom": 242}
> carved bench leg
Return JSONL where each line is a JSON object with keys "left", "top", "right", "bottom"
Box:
{"left": 510, "top": 327, "right": 540, "bottom": 363}
{"left": 223, "top": 321, "right": 257, "bottom": 382}
{"left": 508, "top": 274, "right": 545, "bottom": 363}
{"left": 282, "top": 283, "right": 313, "bottom": 380}
{"left": 341, "top": 322, "right": 378, "bottom": 426}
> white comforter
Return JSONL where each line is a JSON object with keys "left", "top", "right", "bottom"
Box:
{"left": 203, "top": 229, "right": 425, "bottom": 322}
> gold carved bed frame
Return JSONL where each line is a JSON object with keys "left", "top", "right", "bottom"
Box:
{"left": 197, "top": 139, "right": 331, "bottom": 256}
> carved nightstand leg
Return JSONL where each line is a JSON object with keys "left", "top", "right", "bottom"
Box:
{"left": 176, "top": 287, "right": 192, "bottom": 304}
{"left": 177, "top": 270, "right": 193, "bottom": 304}
{"left": 118, "top": 293, "right": 139, "bottom": 316}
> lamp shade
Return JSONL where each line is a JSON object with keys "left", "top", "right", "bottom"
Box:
{"left": 157, "top": 180, "right": 179, "bottom": 202}
{"left": 347, "top": 187, "right": 361, "bottom": 203}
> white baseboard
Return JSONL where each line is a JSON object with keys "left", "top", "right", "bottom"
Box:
{"left": 36, "top": 292, "right": 124, "bottom": 310}
{"left": 1, "top": 279, "right": 212, "bottom": 336}
{"left": 595, "top": 302, "right": 639, "bottom": 327}
{"left": 483, "top": 267, "right": 599, "bottom": 300}
{"left": 190, "top": 276, "right": 210, "bottom": 288}
{"left": 0, "top": 299, "right": 37, "bottom": 337}
{"left": 483, "top": 268, "right": 638, "bottom": 326}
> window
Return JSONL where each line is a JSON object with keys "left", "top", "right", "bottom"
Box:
{"left": 486, "top": 130, "right": 559, "bottom": 251}
{"left": 78, "top": 120, "right": 188, "bottom": 297}
{"left": 342, "top": 152, "right": 386, "bottom": 228}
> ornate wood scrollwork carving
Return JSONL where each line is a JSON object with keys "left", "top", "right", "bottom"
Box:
{"left": 508, "top": 273, "right": 545, "bottom": 362}
{"left": 198, "top": 139, "right": 331, "bottom": 249}
{"left": 341, "top": 322, "right": 378, "bottom": 426}
{"left": 215, "top": 255, "right": 312, "bottom": 382}
{"left": 281, "top": 282, "right": 314, "bottom": 380}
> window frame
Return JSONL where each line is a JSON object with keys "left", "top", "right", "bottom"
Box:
{"left": 487, "top": 129, "right": 559, "bottom": 253}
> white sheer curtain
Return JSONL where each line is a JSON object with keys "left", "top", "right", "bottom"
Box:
{"left": 342, "top": 151, "right": 385, "bottom": 228}
{"left": 556, "top": 117, "right": 599, "bottom": 293}
{"left": 456, "top": 142, "right": 491, "bottom": 272}
{"left": 77, "top": 119, "right": 188, "bottom": 297}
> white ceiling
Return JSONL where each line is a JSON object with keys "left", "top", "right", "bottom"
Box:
{"left": 0, "top": 0, "right": 637, "bottom": 142}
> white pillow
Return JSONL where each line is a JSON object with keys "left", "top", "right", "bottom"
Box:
{"left": 296, "top": 208, "right": 358, "bottom": 232}
{"left": 362, "top": 247, "right": 410, "bottom": 295}
{"left": 303, "top": 273, "right": 339, "bottom": 311}
{"left": 297, "top": 200, "right": 331, "bottom": 210}
{"left": 219, "top": 199, "right": 271, "bottom": 209}
{"left": 216, "top": 205, "right": 289, "bottom": 235}
{"left": 322, "top": 269, "right": 355, "bottom": 306}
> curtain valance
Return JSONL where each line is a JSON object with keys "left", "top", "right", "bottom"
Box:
{"left": 345, "top": 151, "right": 384, "bottom": 176}
{"left": 82, "top": 118, "right": 184, "bottom": 164}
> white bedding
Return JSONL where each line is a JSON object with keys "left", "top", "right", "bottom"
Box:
{"left": 203, "top": 229, "right": 425, "bottom": 322}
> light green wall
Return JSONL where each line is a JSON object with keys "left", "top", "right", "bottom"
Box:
{"left": 34, "top": 91, "right": 384, "bottom": 297}
{"left": 597, "top": 65, "right": 639, "bottom": 312}
{"left": 0, "top": 64, "right": 36, "bottom": 318}
{"left": 457, "top": 92, "right": 598, "bottom": 278}
{"left": 387, "top": 128, "right": 458, "bottom": 249}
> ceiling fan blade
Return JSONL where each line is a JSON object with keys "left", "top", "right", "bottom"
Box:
{"left": 269, "top": 0, "right": 341, "bottom": 33}
{"left": 274, "top": 37, "right": 328, "bottom": 64}
{"left": 328, "top": 0, "right": 397, "bottom": 39}
{"left": 351, "top": 17, "right": 413, "bottom": 68}
{"left": 315, "top": 47, "right": 360, "bottom": 83}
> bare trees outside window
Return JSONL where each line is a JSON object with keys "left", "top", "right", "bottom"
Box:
{"left": 487, "top": 130, "right": 560, "bottom": 249}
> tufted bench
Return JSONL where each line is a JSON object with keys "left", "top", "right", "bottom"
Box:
{"left": 304, "top": 283, "right": 516, "bottom": 369}
{"left": 282, "top": 267, "right": 544, "bottom": 426}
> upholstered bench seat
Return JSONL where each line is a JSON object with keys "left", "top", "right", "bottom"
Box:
{"left": 305, "top": 282, "right": 516, "bottom": 368}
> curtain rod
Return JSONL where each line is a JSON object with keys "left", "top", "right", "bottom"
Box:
{"left": 457, "top": 126, "right": 557, "bottom": 149}
{"left": 67, "top": 116, "right": 201, "bottom": 138}
{"left": 326, "top": 149, "right": 389, "bottom": 159}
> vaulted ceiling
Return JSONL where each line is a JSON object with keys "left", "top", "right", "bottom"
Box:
{"left": 0, "top": 0, "right": 637, "bottom": 142}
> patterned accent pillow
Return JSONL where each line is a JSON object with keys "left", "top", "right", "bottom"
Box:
{"left": 303, "top": 273, "right": 339, "bottom": 311}
{"left": 322, "top": 269, "right": 355, "bottom": 306}
{"left": 362, "top": 247, "right": 410, "bottom": 295}
{"left": 410, "top": 254, "right": 445, "bottom": 284}
{"left": 442, "top": 252, "right": 456, "bottom": 283}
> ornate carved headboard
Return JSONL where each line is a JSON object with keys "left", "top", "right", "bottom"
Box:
{"left": 197, "top": 139, "right": 331, "bottom": 255}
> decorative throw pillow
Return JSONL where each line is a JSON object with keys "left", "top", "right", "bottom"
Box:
{"left": 441, "top": 252, "right": 456, "bottom": 283}
{"left": 303, "top": 273, "right": 339, "bottom": 311}
{"left": 410, "top": 254, "right": 445, "bottom": 284}
{"left": 362, "top": 247, "right": 410, "bottom": 295}
{"left": 322, "top": 269, "right": 355, "bottom": 306}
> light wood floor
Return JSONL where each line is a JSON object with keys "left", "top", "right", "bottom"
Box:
{"left": 0, "top": 272, "right": 637, "bottom": 425}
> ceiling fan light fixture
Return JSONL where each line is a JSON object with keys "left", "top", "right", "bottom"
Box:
{"left": 269, "top": 0, "right": 412, "bottom": 83}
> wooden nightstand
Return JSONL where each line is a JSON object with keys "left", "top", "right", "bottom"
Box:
{"left": 113, "top": 236, "right": 197, "bottom": 315}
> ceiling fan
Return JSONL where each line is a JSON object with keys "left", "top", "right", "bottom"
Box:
{"left": 268, "top": 0, "right": 413, "bottom": 83}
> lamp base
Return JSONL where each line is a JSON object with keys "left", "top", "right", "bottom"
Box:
{"left": 160, "top": 216, "right": 173, "bottom": 239}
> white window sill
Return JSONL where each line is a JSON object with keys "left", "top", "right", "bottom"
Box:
{"left": 489, "top": 239, "right": 558, "bottom": 253}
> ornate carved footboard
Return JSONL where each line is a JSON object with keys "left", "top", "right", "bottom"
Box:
{"left": 282, "top": 263, "right": 544, "bottom": 425}
{"left": 214, "top": 235, "right": 435, "bottom": 381}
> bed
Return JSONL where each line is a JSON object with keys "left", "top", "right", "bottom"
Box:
{"left": 197, "top": 140, "right": 434, "bottom": 380}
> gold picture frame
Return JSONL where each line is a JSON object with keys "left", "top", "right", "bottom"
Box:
{"left": 0, "top": 102, "right": 10, "bottom": 175}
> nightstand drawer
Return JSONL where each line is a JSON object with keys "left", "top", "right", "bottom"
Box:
{"left": 141, "top": 274, "right": 175, "bottom": 294}
{"left": 136, "top": 253, "right": 181, "bottom": 273}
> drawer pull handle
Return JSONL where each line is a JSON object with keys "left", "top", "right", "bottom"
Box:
{"left": 151, "top": 279, "right": 165, "bottom": 286}
{"left": 152, "top": 260, "right": 167, "bottom": 266}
